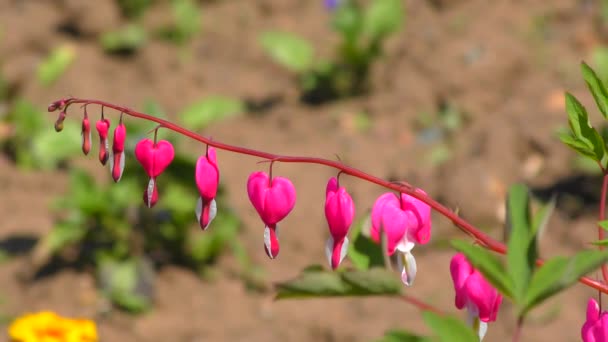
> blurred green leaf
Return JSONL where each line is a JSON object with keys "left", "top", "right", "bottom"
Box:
{"left": 451, "top": 240, "right": 513, "bottom": 298}
{"left": 523, "top": 250, "right": 608, "bottom": 315}
{"left": 332, "top": 2, "right": 363, "bottom": 40}
{"left": 116, "top": 0, "right": 152, "bottom": 18}
{"left": 100, "top": 24, "right": 146, "bottom": 53}
{"left": 37, "top": 45, "right": 76, "bottom": 86}
{"left": 180, "top": 96, "right": 245, "bottom": 130}
{"left": 363, "top": 0, "right": 405, "bottom": 40}
{"left": 347, "top": 218, "right": 384, "bottom": 270}
{"left": 31, "top": 121, "right": 82, "bottom": 169}
{"left": 171, "top": 0, "right": 201, "bottom": 43}
{"left": 591, "top": 239, "right": 608, "bottom": 246}
{"left": 374, "top": 329, "right": 429, "bottom": 342}
{"left": 98, "top": 257, "right": 154, "bottom": 313}
{"left": 276, "top": 267, "right": 402, "bottom": 299}
{"left": 505, "top": 184, "right": 534, "bottom": 301}
{"left": 46, "top": 221, "right": 87, "bottom": 253}
{"left": 582, "top": 61, "right": 608, "bottom": 119}
{"left": 187, "top": 208, "right": 240, "bottom": 264}
{"left": 592, "top": 47, "right": 608, "bottom": 84}
{"left": 260, "top": 31, "right": 314, "bottom": 73}
{"left": 599, "top": 220, "right": 608, "bottom": 231}
{"left": 423, "top": 311, "right": 477, "bottom": 342}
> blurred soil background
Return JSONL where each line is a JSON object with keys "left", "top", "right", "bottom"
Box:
{"left": 0, "top": 0, "right": 607, "bottom": 341}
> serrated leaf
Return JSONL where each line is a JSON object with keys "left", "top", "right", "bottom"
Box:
{"left": 275, "top": 267, "right": 401, "bottom": 299}
{"left": 505, "top": 184, "right": 534, "bottom": 301}
{"left": 563, "top": 93, "right": 606, "bottom": 163}
{"left": 37, "top": 45, "right": 76, "bottom": 86}
{"left": 259, "top": 31, "right": 314, "bottom": 72}
{"left": 582, "top": 61, "right": 608, "bottom": 119}
{"left": 180, "top": 96, "right": 245, "bottom": 130}
{"left": 523, "top": 250, "right": 608, "bottom": 315}
{"left": 422, "top": 311, "right": 478, "bottom": 342}
{"left": 374, "top": 329, "right": 429, "bottom": 342}
{"left": 363, "top": 0, "right": 405, "bottom": 40}
{"left": 558, "top": 132, "right": 596, "bottom": 158}
{"left": 451, "top": 240, "right": 513, "bottom": 298}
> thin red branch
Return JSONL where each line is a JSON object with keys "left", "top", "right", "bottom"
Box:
{"left": 51, "top": 98, "right": 608, "bottom": 294}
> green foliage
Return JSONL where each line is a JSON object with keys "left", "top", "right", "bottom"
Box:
{"left": 180, "top": 96, "right": 245, "bottom": 131}
{"left": 100, "top": 24, "right": 147, "bottom": 54}
{"left": 1, "top": 99, "right": 81, "bottom": 169}
{"left": 98, "top": 257, "right": 154, "bottom": 312}
{"left": 422, "top": 312, "right": 477, "bottom": 342}
{"left": 116, "top": 0, "right": 153, "bottom": 18}
{"left": 37, "top": 45, "right": 76, "bottom": 86}
{"left": 374, "top": 330, "right": 429, "bottom": 342}
{"left": 275, "top": 266, "right": 402, "bottom": 299}
{"left": 158, "top": 0, "right": 202, "bottom": 45}
{"left": 259, "top": 0, "right": 405, "bottom": 102}
{"left": 347, "top": 217, "right": 384, "bottom": 270}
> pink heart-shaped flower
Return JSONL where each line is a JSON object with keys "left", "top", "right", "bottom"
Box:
{"left": 195, "top": 147, "right": 219, "bottom": 201}
{"left": 135, "top": 139, "right": 175, "bottom": 178}
{"left": 247, "top": 171, "right": 296, "bottom": 226}
{"left": 370, "top": 193, "right": 407, "bottom": 255}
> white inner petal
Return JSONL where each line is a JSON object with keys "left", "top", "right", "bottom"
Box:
{"left": 264, "top": 226, "right": 273, "bottom": 258}
{"left": 397, "top": 251, "right": 417, "bottom": 286}
{"left": 325, "top": 236, "right": 334, "bottom": 268}
{"left": 195, "top": 197, "right": 203, "bottom": 222}
{"left": 208, "top": 199, "right": 217, "bottom": 227}
{"left": 339, "top": 237, "right": 349, "bottom": 265}
{"left": 478, "top": 321, "right": 488, "bottom": 341}
{"left": 118, "top": 151, "right": 125, "bottom": 181}
{"left": 147, "top": 178, "right": 155, "bottom": 207}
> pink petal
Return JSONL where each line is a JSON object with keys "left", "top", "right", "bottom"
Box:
{"left": 195, "top": 147, "right": 219, "bottom": 201}
{"left": 112, "top": 122, "right": 126, "bottom": 153}
{"left": 450, "top": 253, "right": 474, "bottom": 309}
{"left": 400, "top": 191, "right": 432, "bottom": 245}
{"left": 324, "top": 178, "right": 355, "bottom": 241}
{"left": 370, "top": 193, "right": 406, "bottom": 254}
{"left": 247, "top": 172, "right": 296, "bottom": 225}
{"left": 463, "top": 271, "right": 502, "bottom": 323}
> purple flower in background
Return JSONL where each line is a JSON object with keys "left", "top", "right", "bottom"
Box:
{"left": 324, "top": 0, "right": 340, "bottom": 10}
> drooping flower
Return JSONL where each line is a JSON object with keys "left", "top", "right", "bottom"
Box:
{"left": 450, "top": 252, "right": 503, "bottom": 341}
{"left": 134, "top": 138, "right": 175, "bottom": 208}
{"left": 110, "top": 119, "right": 127, "bottom": 182}
{"left": 9, "top": 311, "right": 98, "bottom": 342}
{"left": 370, "top": 191, "right": 431, "bottom": 286}
{"left": 81, "top": 112, "right": 91, "bottom": 155}
{"left": 247, "top": 171, "right": 296, "bottom": 259}
{"left": 324, "top": 177, "right": 355, "bottom": 269}
{"left": 195, "top": 146, "right": 220, "bottom": 231}
{"left": 582, "top": 298, "right": 608, "bottom": 342}
{"left": 95, "top": 117, "right": 111, "bottom": 165}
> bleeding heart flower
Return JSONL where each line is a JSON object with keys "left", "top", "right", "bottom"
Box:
{"left": 96, "top": 117, "right": 111, "bottom": 165}
{"left": 247, "top": 171, "right": 296, "bottom": 259}
{"left": 582, "top": 298, "right": 608, "bottom": 342}
{"left": 370, "top": 190, "right": 431, "bottom": 286}
{"left": 109, "top": 121, "right": 127, "bottom": 182}
{"left": 81, "top": 113, "right": 91, "bottom": 155}
{"left": 195, "top": 147, "right": 220, "bottom": 231}
{"left": 134, "top": 138, "right": 175, "bottom": 208}
{"left": 450, "top": 252, "right": 503, "bottom": 341}
{"left": 324, "top": 177, "right": 354, "bottom": 270}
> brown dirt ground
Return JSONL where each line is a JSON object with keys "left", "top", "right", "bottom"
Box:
{"left": 0, "top": 0, "right": 607, "bottom": 341}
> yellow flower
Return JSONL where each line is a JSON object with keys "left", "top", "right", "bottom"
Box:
{"left": 8, "top": 311, "right": 97, "bottom": 342}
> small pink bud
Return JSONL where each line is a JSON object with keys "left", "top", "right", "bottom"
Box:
{"left": 134, "top": 138, "right": 175, "bottom": 208}
{"left": 582, "top": 298, "right": 608, "bottom": 342}
{"left": 110, "top": 121, "right": 127, "bottom": 182}
{"left": 324, "top": 177, "right": 355, "bottom": 270}
{"left": 96, "top": 118, "right": 111, "bottom": 165}
{"left": 54, "top": 111, "right": 66, "bottom": 132}
{"left": 247, "top": 171, "right": 296, "bottom": 259}
{"left": 450, "top": 252, "right": 502, "bottom": 340}
{"left": 195, "top": 147, "right": 219, "bottom": 231}
{"left": 81, "top": 114, "right": 91, "bottom": 155}
{"left": 48, "top": 99, "right": 66, "bottom": 112}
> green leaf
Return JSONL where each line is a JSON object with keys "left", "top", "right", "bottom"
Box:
{"left": 259, "top": 31, "right": 314, "bottom": 72}
{"left": 275, "top": 267, "right": 402, "bottom": 299}
{"left": 531, "top": 195, "right": 556, "bottom": 238}
{"left": 563, "top": 93, "right": 606, "bottom": 163}
{"left": 100, "top": 24, "right": 146, "bottom": 53}
{"left": 599, "top": 220, "right": 608, "bottom": 231}
{"left": 523, "top": 249, "right": 608, "bottom": 314}
{"left": 180, "top": 96, "right": 245, "bottom": 130}
{"left": 591, "top": 239, "right": 608, "bottom": 246}
{"left": 363, "top": 0, "right": 405, "bottom": 40}
{"left": 558, "top": 132, "right": 596, "bottom": 158}
{"left": 98, "top": 257, "right": 154, "bottom": 313}
{"left": 30, "top": 121, "right": 82, "bottom": 169}
{"left": 422, "top": 311, "right": 478, "bottom": 342}
{"left": 451, "top": 240, "right": 513, "bottom": 298}
{"left": 46, "top": 222, "right": 87, "bottom": 253}
{"left": 170, "top": 0, "right": 201, "bottom": 44}
{"left": 582, "top": 61, "right": 608, "bottom": 119}
{"left": 505, "top": 184, "right": 534, "bottom": 301}
{"left": 347, "top": 217, "right": 384, "bottom": 270}
{"left": 374, "top": 329, "right": 429, "bottom": 342}
{"left": 37, "top": 45, "right": 76, "bottom": 86}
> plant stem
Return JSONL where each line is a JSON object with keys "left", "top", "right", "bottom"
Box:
{"left": 600, "top": 173, "right": 608, "bottom": 284}
{"left": 54, "top": 98, "right": 608, "bottom": 294}
{"left": 512, "top": 316, "right": 524, "bottom": 342}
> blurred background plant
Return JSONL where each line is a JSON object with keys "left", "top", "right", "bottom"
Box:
{"left": 259, "top": 0, "right": 404, "bottom": 104}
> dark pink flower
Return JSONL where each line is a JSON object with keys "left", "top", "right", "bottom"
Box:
{"left": 247, "top": 171, "right": 296, "bottom": 259}
{"left": 450, "top": 252, "right": 503, "bottom": 340}
{"left": 81, "top": 113, "right": 91, "bottom": 155}
{"left": 324, "top": 177, "right": 354, "bottom": 270}
{"left": 110, "top": 121, "right": 127, "bottom": 182}
{"left": 582, "top": 298, "right": 608, "bottom": 342}
{"left": 195, "top": 147, "right": 220, "bottom": 231}
{"left": 134, "top": 138, "right": 174, "bottom": 208}
{"left": 96, "top": 117, "right": 111, "bottom": 165}
{"left": 370, "top": 191, "right": 431, "bottom": 286}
